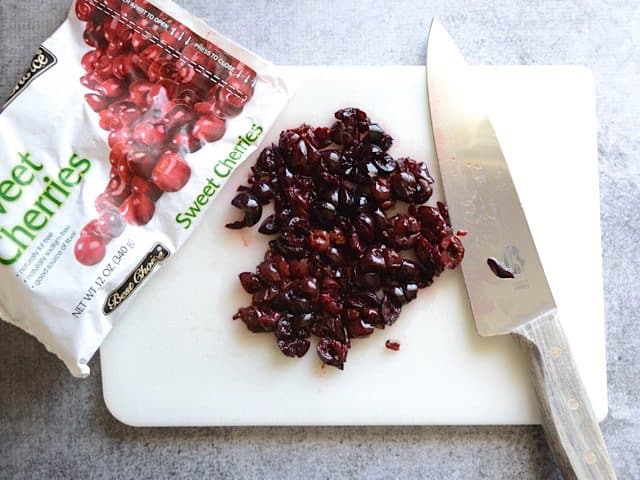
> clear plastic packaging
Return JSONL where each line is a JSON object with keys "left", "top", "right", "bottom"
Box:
{"left": 0, "top": 0, "right": 291, "bottom": 377}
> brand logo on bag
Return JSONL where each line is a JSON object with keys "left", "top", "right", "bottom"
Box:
{"left": 2, "top": 46, "right": 57, "bottom": 112}
{"left": 103, "top": 244, "right": 170, "bottom": 315}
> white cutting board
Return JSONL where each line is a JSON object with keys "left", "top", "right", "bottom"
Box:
{"left": 100, "top": 66, "right": 607, "bottom": 426}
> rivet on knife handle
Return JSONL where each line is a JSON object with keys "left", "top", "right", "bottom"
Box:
{"left": 513, "top": 312, "right": 616, "bottom": 479}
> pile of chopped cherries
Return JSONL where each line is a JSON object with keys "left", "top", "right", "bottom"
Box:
{"left": 227, "top": 108, "right": 464, "bottom": 369}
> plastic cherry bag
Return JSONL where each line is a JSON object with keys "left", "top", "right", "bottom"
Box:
{"left": 0, "top": 0, "right": 291, "bottom": 377}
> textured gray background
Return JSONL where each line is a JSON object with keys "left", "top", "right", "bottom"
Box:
{"left": 1, "top": 1, "right": 639, "bottom": 479}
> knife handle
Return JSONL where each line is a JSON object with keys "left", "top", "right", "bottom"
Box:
{"left": 513, "top": 312, "right": 616, "bottom": 480}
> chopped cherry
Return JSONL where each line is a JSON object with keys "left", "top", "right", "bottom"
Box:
{"left": 385, "top": 340, "right": 401, "bottom": 351}
{"left": 229, "top": 109, "right": 465, "bottom": 369}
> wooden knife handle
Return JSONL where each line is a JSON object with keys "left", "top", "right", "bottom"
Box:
{"left": 513, "top": 312, "right": 616, "bottom": 479}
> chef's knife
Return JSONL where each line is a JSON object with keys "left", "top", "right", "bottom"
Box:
{"left": 426, "top": 19, "right": 616, "bottom": 480}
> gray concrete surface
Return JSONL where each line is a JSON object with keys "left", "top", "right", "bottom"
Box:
{"left": 1, "top": 1, "right": 638, "bottom": 478}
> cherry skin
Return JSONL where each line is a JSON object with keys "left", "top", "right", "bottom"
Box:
{"left": 131, "top": 176, "right": 162, "bottom": 201}
{"left": 133, "top": 122, "right": 165, "bottom": 146}
{"left": 127, "top": 148, "right": 157, "bottom": 178}
{"left": 74, "top": 234, "right": 106, "bottom": 266}
{"left": 192, "top": 115, "right": 225, "bottom": 143}
{"left": 129, "top": 79, "right": 154, "bottom": 108}
{"left": 171, "top": 131, "right": 203, "bottom": 153}
{"left": 75, "top": 0, "right": 96, "bottom": 22}
{"left": 120, "top": 193, "right": 156, "bottom": 226}
{"left": 84, "top": 94, "right": 109, "bottom": 113}
{"left": 151, "top": 151, "right": 191, "bottom": 192}
{"left": 98, "top": 211, "right": 126, "bottom": 239}
{"left": 105, "top": 175, "right": 131, "bottom": 205}
{"left": 95, "top": 192, "right": 120, "bottom": 213}
{"left": 81, "top": 50, "right": 102, "bottom": 73}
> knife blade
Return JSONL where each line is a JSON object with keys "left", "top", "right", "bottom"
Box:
{"left": 426, "top": 19, "right": 616, "bottom": 480}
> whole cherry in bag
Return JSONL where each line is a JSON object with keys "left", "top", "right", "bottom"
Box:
{"left": 0, "top": 0, "right": 290, "bottom": 376}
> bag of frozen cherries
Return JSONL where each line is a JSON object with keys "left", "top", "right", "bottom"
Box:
{"left": 0, "top": 0, "right": 291, "bottom": 377}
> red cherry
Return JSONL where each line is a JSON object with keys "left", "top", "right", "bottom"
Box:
{"left": 163, "top": 103, "right": 195, "bottom": 131}
{"left": 81, "top": 50, "right": 102, "bottom": 73}
{"left": 75, "top": 0, "right": 96, "bottom": 21}
{"left": 108, "top": 128, "right": 133, "bottom": 149}
{"left": 120, "top": 193, "right": 156, "bottom": 226}
{"left": 228, "top": 74, "right": 255, "bottom": 102}
{"left": 99, "top": 78, "right": 126, "bottom": 98}
{"left": 112, "top": 54, "right": 138, "bottom": 80}
{"left": 138, "top": 16, "right": 155, "bottom": 30}
{"left": 95, "top": 192, "right": 119, "bottom": 213}
{"left": 103, "top": 17, "right": 122, "bottom": 44}
{"left": 127, "top": 148, "right": 157, "bottom": 177}
{"left": 130, "top": 32, "right": 150, "bottom": 52}
{"left": 105, "top": 41, "right": 124, "bottom": 60}
{"left": 80, "top": 73, "right": 100, "bottom": 91}
{"left": 151, "top": 151, "right": 191, "bottom": 192}
{"left": 109, "top": 142, "right": 133, "bottom": 166}
{"left": 189, "top": 77, "right": 214, "bottom": 99}
{"left": 94, "top": 56, "right": 114, "bottom": 81}
{"left": 120, "top": 1, "right": 139, "bottom": 17}
{"left": 74, "top": 234, "right": 106, "bottom": 266}
{"left": 105, "top": 175, "right": 131, "bottom": 204}
{"left": 81, "top": 219, "right": 103, "bottom": 238}
{"left": 133, "top": 122, "right": 165, "bottom": 145}
{"left": 177, "top": 65, "right": 196, "bottom": 84}
{"left": 215, "top": 98, "right": 242, "bottom": 120}
{"left": 194, "top": 101, "right": 216, "bottom": 116}
{"left": 171, "top": 131, "right": 204, "bottom": 154}
{"left": 149, "top": 80, "right": 181, "bottom": 106}
{"left": 83, "top": 23, "right": 107, "bottom": 49}
{"left": 98, "top": 211, "right": 126, "bottom": 239}
{"left": 129, "top": 79, "right": 153, "bottom": 108}
{"left": 121, "top": 107, "right": 141, "bottom": 128}
{"left": 116, "top": 156, "right": 134, "bottom": 184}
{"left": 131, "top": 176, "right": 162, "bottom": 201}
{"left": 108, "top": 99, "right": 135, "bottom": 115}
{"left": 217, "top": 76, "right": 254, "bottom": 118}
{"left": 102, "top": 0, "right": 124, "bottom": 10}
{"left": 207, "top": 84, "right": 221, "bottom": 100}
{"left": 137, "top": 45, "right": 164, "bottom": 72}
{"left": 109, "top": 100, "right": 141, "bottom": 128}
{"left": 192, "top": 115, "right": 226, "bottom": 143}
{"left": 147, "top": 59, "right": 170, "bottom": 83}
{"left": 159, "top": 28, "right": 188, "bottom": 49}
{"left": 120, "top": 29, "right": 134, "bottom": 46}
{"left": 99, "top": 109, "right": 120, "bottom": 131}
{"left": 91, "top": 7, "right": 108, "bottom": 25}
{"left": 175, "top": 89, "right": 199, "bottom": 106}
{"left": 108, "top": 101, "right": 141, "bottom": 128}
{"left": 85, "top": 94, "right": 109, "bottom": 113}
